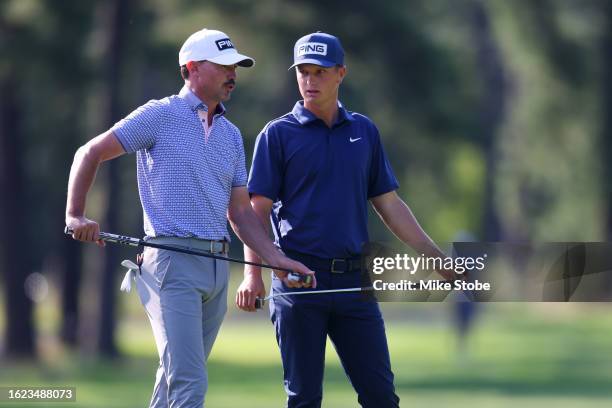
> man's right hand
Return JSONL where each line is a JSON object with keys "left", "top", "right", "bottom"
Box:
{"left": 65, "top": 216, "right": 105, "bottom": 247}
{"left": 236, "top": 273, "right": 267, "bottom": 312}
{"left": 272, "top": 255, "right": 316, "bottom": 289}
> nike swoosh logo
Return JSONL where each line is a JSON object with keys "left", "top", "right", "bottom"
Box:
{"left": 349, "top": 137, "right": 362, "bottom": 143}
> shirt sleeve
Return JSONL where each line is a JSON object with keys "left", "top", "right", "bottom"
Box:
{"left": 111, "top": 99, "right": 166, "bottom": 153}
{"left": 368, "top": 124, "right": 399, "bottom": 198}
{"left": 232, "top": 129, "right": 248, "bottom": 187}
{"left": 247, "top": 124, "right": 283, "bottom": 201}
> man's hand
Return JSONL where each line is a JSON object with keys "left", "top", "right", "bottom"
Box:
{"left": 271, "top": 255, "right": 316, "bottom": 289}
{"left": 65, "top": 215, "right": 105, "bottom": 247}
{"left": 236, "top": 273, "right": 267, "bottom": 312}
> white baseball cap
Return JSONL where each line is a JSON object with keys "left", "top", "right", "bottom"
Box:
{"left": 178, "top": 29, "right": 255, "bottom": 67}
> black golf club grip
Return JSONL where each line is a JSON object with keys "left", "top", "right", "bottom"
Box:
{"left": 65, "top": 227, "right": 140, "bottom": 246}
{"left": 255, "top": 298, "right": 264, "bottom": 309}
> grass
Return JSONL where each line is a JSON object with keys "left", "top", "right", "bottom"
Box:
{"left": 2, "top": 303, "right": 612, "bottom": 407}
{"left": 2, "top": 270, "right": 612, "bottom": 407}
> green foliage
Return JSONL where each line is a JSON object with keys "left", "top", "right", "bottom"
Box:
{"left": 3, "top": 0, "right": 605, "bottom": 245}
{"left": 2, "top": 0, "right": 611, "bottom": 363}
{"left": 489, "top": 0, "right": 604, "bottom": 240}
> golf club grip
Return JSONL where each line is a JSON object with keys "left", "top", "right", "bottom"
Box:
{"left": 287, "top": 273, "right": 314, "bottom": 286}
{"left": 255, "top": 298, "right": 264, "bottom": 309}
{"left": 64, "top": 227, "right": 140, "bottom": 246}
{"left": 301, "top": 274, "right": 314, "bottom": 285}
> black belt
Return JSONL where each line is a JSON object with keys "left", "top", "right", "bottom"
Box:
{"left": 284, "top": 250, "right": 362, "bottom": 273}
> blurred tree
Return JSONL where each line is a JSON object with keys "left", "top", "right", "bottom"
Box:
{"left": 0, "top": 0, "right": 100, "bottom": 354}
{"left": 469, "top": 0, "right": 508, "bottom": 241}
{"left": 491, "top": 0, "right": 601, "bottom": 241}
{"left": 0, "top": 14, "right": 36, "bottom": 358}
{"left": 524, "top": 0, "right": 588, "bottom": 87}
{"left": 38, "top": 0, "right": 98, "bottom": 348}
{"left": 59, "top": 240, "right": 82, "bottom": 346}
{"left": 601, "top": 1, "right": 612, "bottom": 240}
{"left": 97, "top": 0, "right": 134, "bottom": 358}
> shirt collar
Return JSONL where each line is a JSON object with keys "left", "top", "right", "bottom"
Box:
{"left": 291, "top": 100, "right": 356, "bottom": 126}
{"left": 179, "top": 85, "right": 226, "bottom": 116}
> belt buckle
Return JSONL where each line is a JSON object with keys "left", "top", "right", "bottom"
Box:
{"left": 331, "top": 259, "right": 346, "bottom": 273}
{"left": 209, "top": 240, "right": 228, "bottom": 254}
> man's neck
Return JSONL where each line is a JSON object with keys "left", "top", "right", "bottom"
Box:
{"left": 187, "top": 83, "right": 219, "bottom": 123}
{"left": 304, "top": 99, "right": 339, "bottom": 128}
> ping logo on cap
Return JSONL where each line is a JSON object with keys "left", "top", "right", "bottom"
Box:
{"left": 297, "top": 42, "right": 327, "bottom": 57}
{"left": 215, "top": 38, "right": 235, "bottom": 51}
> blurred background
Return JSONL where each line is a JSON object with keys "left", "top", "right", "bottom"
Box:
{"left": 1, "top": 0, "right": 612, "bottom": 406}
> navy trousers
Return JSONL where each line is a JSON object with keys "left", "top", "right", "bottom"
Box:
{"left": 270, "top": 264, "right": 400, "bottom": 408}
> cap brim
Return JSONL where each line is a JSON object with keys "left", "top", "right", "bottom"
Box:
{"left": 288, "top": 58, "right": 336, "bottom": 70}
{"left": 208, "top": 53, "right": 255, "bottom": 67}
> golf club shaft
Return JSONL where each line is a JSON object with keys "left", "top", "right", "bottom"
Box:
{"left": 255, "top": 286, "right": 373, "bottom": 309}
{"left": 64, "top": 227, "right": 311, "bottom": 283}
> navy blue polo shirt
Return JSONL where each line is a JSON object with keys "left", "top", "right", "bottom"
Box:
{"left": 248, "top": 101, "right": 399, "bottom": 258}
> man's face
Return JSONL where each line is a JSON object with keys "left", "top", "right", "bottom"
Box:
{"left": 189, "top": 60, "right": 237, "bottom": 104}
{"left": 296, "top": 64, "right": 346, "bottom": 106}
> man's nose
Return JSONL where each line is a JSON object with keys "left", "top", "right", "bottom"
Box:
{"left": 227, "top": 65, "right": 237, "bottom": 79}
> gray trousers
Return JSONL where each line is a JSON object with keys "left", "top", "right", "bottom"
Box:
{"left": 136, "top": 237, "right": 229, "bottom": 408}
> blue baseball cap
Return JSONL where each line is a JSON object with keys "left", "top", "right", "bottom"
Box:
{"left": 289, "top": 32, "right": 344, "bottom": 69}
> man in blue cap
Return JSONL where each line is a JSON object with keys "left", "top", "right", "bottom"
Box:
{"left": 236, "top": 32, "right": 455, "bottom": 407}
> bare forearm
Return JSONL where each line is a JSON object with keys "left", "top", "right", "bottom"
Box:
{"left": 230, "top": 209, "right": 280, "bottom": 267}
{"left": 242, "top": 213, "right": 270, "bottom": 278}
{"left": 243, "top": 247, "right": 263, "bottom": 277}
{"left": 65, "top": 146, "right": 101, "bottom": 219}
{"left": 374, "top": 194, "right": 463, "bottom": 280}
{"left": 66, "top": 132, "right": 125, "bottom": 221}
{"left": 375, "top": 197, "right": 445, "bottom": 258}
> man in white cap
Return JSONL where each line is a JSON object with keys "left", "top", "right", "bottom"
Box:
{"left": 65, "top": 28, "right": 314, "bottom": 407}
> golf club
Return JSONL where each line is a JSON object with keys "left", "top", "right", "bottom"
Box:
{"left": 64, "top": 226, "right": 313, "bottom": 286}
{"left": 255, "top": 286, "right": 374, "bottom": 309}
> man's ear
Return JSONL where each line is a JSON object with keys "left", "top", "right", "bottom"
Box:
{"left": 186, "top": 61, "right": 198, "bottom": 75}
{"left": 338, "top": 65, "right": 347, "bottom": 83}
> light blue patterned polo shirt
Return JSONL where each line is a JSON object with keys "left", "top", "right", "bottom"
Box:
{"left": 112, "top": 86, "right": 247, "bottom": 240}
